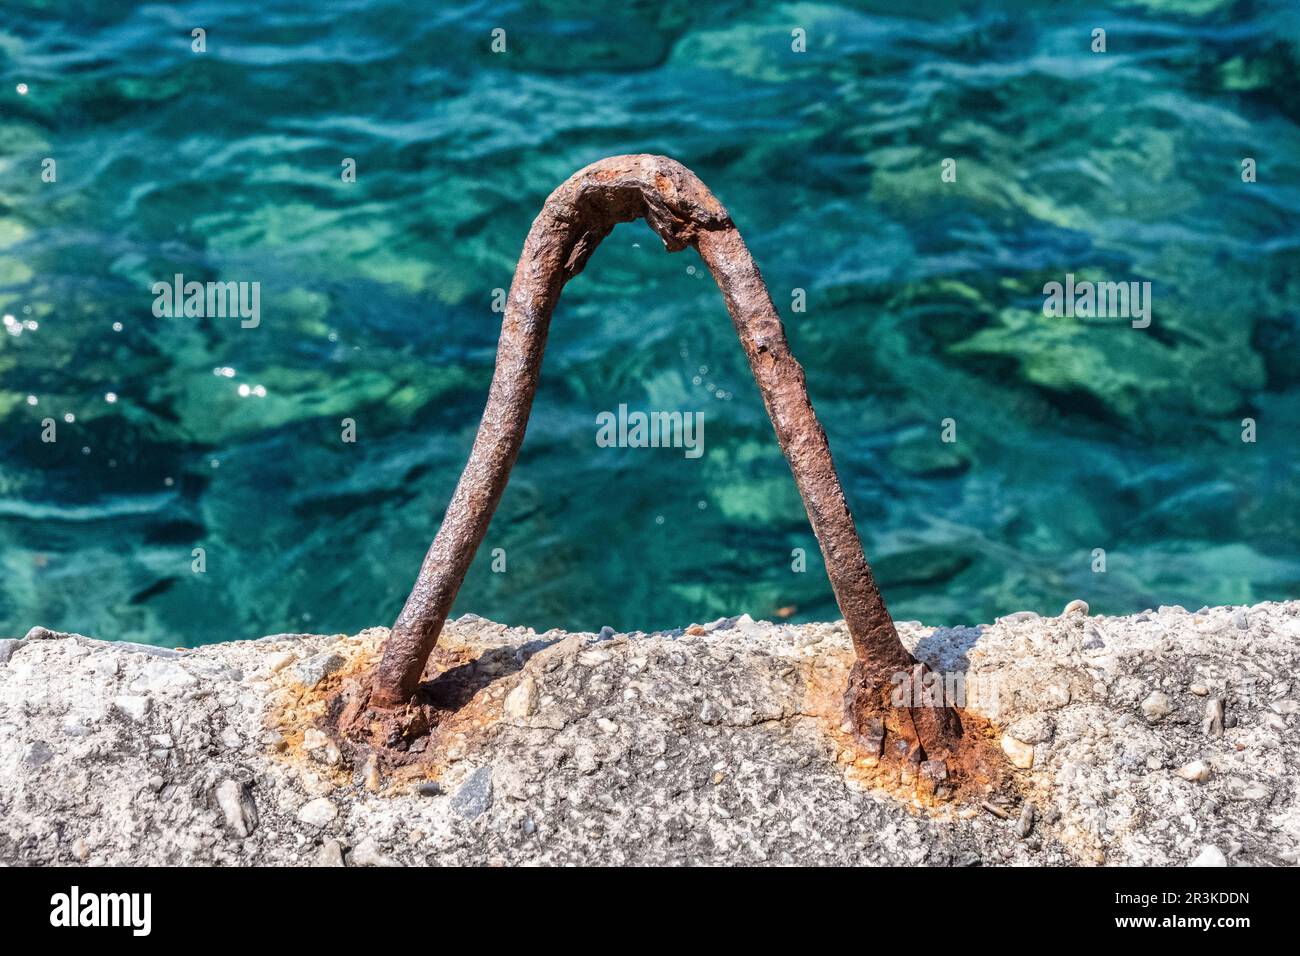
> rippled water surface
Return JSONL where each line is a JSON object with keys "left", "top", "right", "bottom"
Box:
{"left": 2, "top": 0, "right": 1298, "bottom": 645}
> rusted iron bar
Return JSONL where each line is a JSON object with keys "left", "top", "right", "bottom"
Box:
{"left": 366, "top": 155, "right": 961, "bottom": 759}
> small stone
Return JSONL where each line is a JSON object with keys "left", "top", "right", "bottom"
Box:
{"left": 150, "top": 733, "right": 174, "bottom": 749}
{"left": 215, "top": 780, "right": 258, "bottom": 837}
{"left": 303, "top": 728, "right": 328, "bottom": 750}
{"left": 1140, "top": 690, "right": 1172, "bottom": 721}
{"left": 1227, "top": 778, "right": 1271, "bottom": 801}
{"left": 596, "top": 625, "right": 615, "bottom": 641}
{"left": 24, "top": 741, "right": 54, "bottom": 768}
{"left": 1202, "top": 698, "right": 1224, "bottom": 737}
{"left": 981, "top": 801, "right": 1011, "bottom": 820}
{"left": 294, "top": 652, "right": 344, "bottom": 688}
{"left": 575, "top": 743, "right": 600, "bottom": 775}
{"left": 1001, "top": 734, "right": 1035, "bottom": 769}
{"left": 503, "top": 675, "right": 539, "bottom": 719}
{"left": 112, "top": 695, "right": 151, "bottom": 722}
{"left": 1188, "top": 845, "right": 1227, "bottom": 867}
{"left": 998, "top": 611, "right": 1040, "bottom": 624}
{"left": 1039, "top": 685, "right": 1071, "bottom": 709}
{"left": 596, "top": 717, "right": 619, "bottom": 735}
{"left": 1189, "top": 684, "right": 1209, "bottom": 696}
{"left": 414, "top": 781, "right": 442, "bottom": 797}
{"left": 0, "top": 638, "right": 22, "bottom": 665}
{"left": 1007, "top": 712, "right": 1055, "bottom": 744}
{"left": 297, "top": 797, "right": 338, "bottom": 826}
{"left": 265, "top": 650, "right": 296, "bottom": 674}
{"left": 315, "top": 839, "right": 346, "bottom": 866}
{"left": 363, "top": 754, "right": 381, "bottom": 792}
{"left": 1062, "top": 599, "right": 1089, "bottom": 616}
{"left": 299, "top": 769, "right": 335, "bottom": 797}
{"left": 349, "top": 837, "right": 402, "bottom": 867}
{"left": 118, "top": 641, "right": 186, "bottom": 659}
{"left": 451, "top": 766, "right": 493, "bottom": 819}
{"left": 133, "top": 659, "right": 197, "bottom": 693}
{"left": 1177, "top": 760, "right": 1211, "bottom": 782}
{"left": 1017, "top": 802, "right": 1036, "bottom": 839}
{"left": 1232, "top": 608, "right": 1249, "bottom": 630}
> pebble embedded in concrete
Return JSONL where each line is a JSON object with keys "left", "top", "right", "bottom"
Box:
{"left": 1001, "top": 734, "right": 1035, "bottom": 769}
{"left": 215, "top": 780, "right": 258, "bottom": 838}
{"left": 112, "top": 695, "right": 151, "bottom": 722}
{"left": 1188, "top": 845, "right": 1228, "bottom": 867}
{"left": 315, "top": 839, "right": 345, "bottom": 866}
{"left": 1141, "top": 690, "right": 1172, "bottom": 721}
{"left": 349, "top": 836, "right": 402, "bottom": 867}
{"left": 265, "top": 650, "right": 296, "bottom": 674}
{"left": 503, "top": 675, "right": 538, "bottom": 718}
{"left": 451, "top": 766, "right": 493, "bottom": 819}
{"left": 1177, "top": 760, "right": 1211, "bottom": 783}
{"left": 1202, "top": 698, "right": 1224, "bottom": 737}
{"left": 294, "top": 652, "right": 344, "bottom": 689}
{"left": 24, "top": 741, "right": 54, "bottom": 769}
{"left": 1017, "top": 802, "right": 1036, "bottom": 839}
{"left": 297, "top": 797, "right": 338, "bottom": 826}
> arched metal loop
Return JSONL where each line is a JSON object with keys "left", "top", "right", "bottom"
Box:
{"left": 368, "top": 155, "right": 960, "bottom": 758}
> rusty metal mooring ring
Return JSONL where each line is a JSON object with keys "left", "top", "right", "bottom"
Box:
{"left": 366, "top": 155, "right": 961, "bottom": 760}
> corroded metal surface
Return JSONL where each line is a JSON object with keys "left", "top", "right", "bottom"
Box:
{"left": 367, "top": 154, "right": 961, "bottom": 758}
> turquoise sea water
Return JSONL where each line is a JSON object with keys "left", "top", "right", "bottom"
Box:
{"left": 1, "top": 1, "right": 1298, "bottom": 646}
